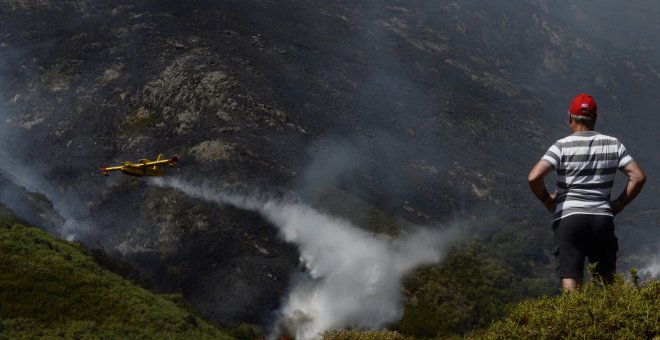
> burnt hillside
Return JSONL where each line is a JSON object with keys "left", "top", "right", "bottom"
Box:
{"left": 1, "top": 0, "right": 658, "bottom": 332}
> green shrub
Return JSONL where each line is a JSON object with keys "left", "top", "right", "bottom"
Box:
{"left": 226, "top": 323, "right": 263, "bottom": 339}
{"left": 393, "top": 241, "right": 555, "bottom": 338}
{"left": 0, "top": 222, "right": 231, "bottom": 339}
{"left": 481, "top": 273, "right": 660, "bottom": 339}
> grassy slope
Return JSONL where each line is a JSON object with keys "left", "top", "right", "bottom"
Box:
{"left": 0, "top": 217, "right": 232, "bottom": 339}
{"left": 322, "top": 274, "right": 659, "bottom": 339}
{"left": 479, "top": 275, "right": 660, "bottom": 339}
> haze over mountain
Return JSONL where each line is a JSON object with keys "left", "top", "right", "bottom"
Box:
{"left": 1, "top": 0, "right": 658, "bottom": 336}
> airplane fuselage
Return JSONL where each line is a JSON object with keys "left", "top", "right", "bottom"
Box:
{"left": 120, "top": 165, "right": 165, "bottom": 177}
{"left": 101, "top": 155, "right": 178, "bottom": 177}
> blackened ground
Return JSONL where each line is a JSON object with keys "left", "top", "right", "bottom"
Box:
{"left": 1, "top": 0, "right": 659, "bottom": 328}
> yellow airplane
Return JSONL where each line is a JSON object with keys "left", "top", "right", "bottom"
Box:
{"left": 101, "top": 154, "right": 178, "bottom": 177}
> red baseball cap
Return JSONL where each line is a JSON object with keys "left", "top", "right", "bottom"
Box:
{"left": 569, "top": 93, "right": 597, "bottom": 117}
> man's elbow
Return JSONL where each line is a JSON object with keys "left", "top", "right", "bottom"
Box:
{"left": 625, "top": 162, "right": 647, "bottom": 187}
{"left": 528, "top": 161, "right": 552, "bottom": 185}
{"left": 527, "top": 167, "right": 544, "bottom": 185}
{"left": 636, "top": 172, "right": 647, "bottom": 186}
{"left": 527, "top": 172, "right": 538, "bottom": 185}
{"left": 630, "top": 169, "right": 647, "bottom": 188}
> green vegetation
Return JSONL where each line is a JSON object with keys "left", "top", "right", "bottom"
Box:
{"left": 393, "top": 239, "right": 556, "bottom": 338}
{"left": 391, "top": 236, "right": 658, "bottom": 339}
{"left": 0, "top": 220, "right": 232, "bottom": 339}
{"left": 323, "top": 271, "right": 659, "bottom": 339}
{"left": 225, "top": 323, "right": 263, "bottom": 339}
{"left": 480, "top": 272, "right": 660, "bottom": 339}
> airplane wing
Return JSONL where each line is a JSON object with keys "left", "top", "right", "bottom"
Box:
{"left": 126, "top": 162, "right": 147, "bottom": 168}
{"left": 101, "top": 166, "right": 123, "bottom": 171}
{"left": 143, "top": 156, "right": 178, "bottom": 166}
{"left": 100, "top": 165, "right": 123, "bottom": 176}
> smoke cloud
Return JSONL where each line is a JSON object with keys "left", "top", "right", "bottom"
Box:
{"left": 150, "top": 177, "right": 462, "bottom": 339}
{"left": 641, "top": 255, "right": 660, "bottom": 279}
{"left": 0, "top": 149, "right": 92, "bottom": 240}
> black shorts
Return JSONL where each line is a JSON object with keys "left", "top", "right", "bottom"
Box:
{"left": 552, "top": 214, "right": 618, "bottom": 280}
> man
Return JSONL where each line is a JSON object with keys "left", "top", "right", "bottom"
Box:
{"left": 527, "top": 93, "right": 646, "bottom": 290}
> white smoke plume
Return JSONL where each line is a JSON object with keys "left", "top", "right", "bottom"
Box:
{"left": 150, "top": 177, "right": 463, "bottom": 340}
{"left": 641, "top": 254, "right": 660, "bottom": 279}
{"left": 0, "top": 149, "right": 90, "bottom": 240}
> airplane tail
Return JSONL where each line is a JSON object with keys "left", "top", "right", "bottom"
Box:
{"left": 153, "top": 154, "right": 178, "bottom": 166}
{"left": 156, "top": 154, "right": 178, "bottom": 165}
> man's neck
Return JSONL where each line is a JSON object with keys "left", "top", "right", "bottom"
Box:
{"left": 570, "top": 123, "right": 594, "bottom": 133}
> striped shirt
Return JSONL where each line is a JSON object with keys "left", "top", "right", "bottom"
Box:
{"left": 541, "top": 131, "right": 634, "bottom": 221}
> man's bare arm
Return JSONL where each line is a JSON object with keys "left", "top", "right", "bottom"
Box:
{"left": 611, "top": 161, "right": 646, "bottom": 215}
{"left": 528, "top": 160, "right": 556, "bottom": 213}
